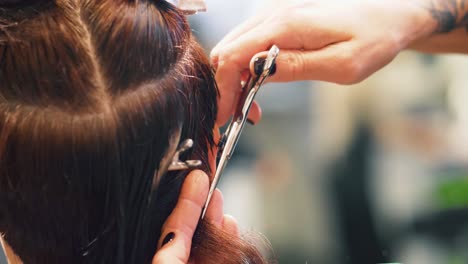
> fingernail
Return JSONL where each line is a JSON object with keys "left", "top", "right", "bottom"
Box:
{"left": 247, "top": 118, "right": 255, "bottom": 126}
{"left": 162, "top": 232, "right": 175, "bottom": 246}
{"left": 254, "top": 57, "right": 277, "bottom": 76}
{"left": 254, "top": 57, "right": 265, "bottom": 76}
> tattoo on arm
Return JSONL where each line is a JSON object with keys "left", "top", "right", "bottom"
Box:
{"left": 428, "top": 0, "right": 468, "bottom": 33}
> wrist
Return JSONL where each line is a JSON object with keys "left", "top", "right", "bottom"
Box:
{"left": 395, "top": 0, "right": 439, "bottom": 48}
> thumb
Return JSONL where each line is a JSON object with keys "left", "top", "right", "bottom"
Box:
{"left": 250, "top": 45, "right": 362, "bottom": 85}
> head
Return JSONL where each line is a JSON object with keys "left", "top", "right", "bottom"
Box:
{"left": 0, "top": 0, "right": 266, "bottom": 263}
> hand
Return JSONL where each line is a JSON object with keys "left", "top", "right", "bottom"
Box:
{"left": 211, "top": 0, "right": 437, "bottom": 125}
{"left": 152, "top": 170, "right": 239, "bottom": 264}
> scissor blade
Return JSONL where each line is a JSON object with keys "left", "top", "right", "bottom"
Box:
{"left": 201, "top": 150, "right": 229, "bottom": 218}
{"left": 201, "top": 45, "right": 280, "bottom": 219}
{"left": 202, "top": 121, "right": 243, "bottom": 218}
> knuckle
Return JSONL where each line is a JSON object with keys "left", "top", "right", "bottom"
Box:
{"left": 292, "top": 54, "right": 307, "bottom": 81}
{"left": 280, "top": 19, "right": 294, "bottom": 32}
{"left": 267, "top": 11, "right": 293, "bottom": 36}
{"left": 217, "top": 50, "right": 238, "bottom": 69}
{"left": 217, "top": 52, "right": 232, "bottom": 67}
{"left": 338, "top": 53, "right": 365, "bottom": 85}
{"left": 282, "top": 52, "right": 305, "bottom": 81}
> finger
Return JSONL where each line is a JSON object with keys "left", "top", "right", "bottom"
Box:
{"left": 204, "top": 189, "right": 224, "bottom": 228}
{"left": 222, "top": 214, "right": 240, "bottom": 237}
{"left": 152, "top": 238, "right": 187, "bottom": 264}
{"left": 216, "top": 17, "right": 345, "bottom": 78}
{"left": 215, "top": 59, "right": 242, "bottom": 126}
{"left": 154, "top": 170, "right": 209, "bottom": 264}
{"left": 214, "top": 21, "right": 282, "bottom": 125}
{"left": 211, "top": 13, "right": 268, "bottom": 67}
{"left": 214, "top": 25, "right": 347, "bottom": 125}
{"left": 250, "top": 44, "right": 362, "bottom": 85}
{"left": 215, "top": 74, "right": 263, "bottom": 126}
{"left": 213, "top": 13, "right": 268, "bottom": 53}
{"left": 247, "top": 101, "right": 262, "bottom": 125}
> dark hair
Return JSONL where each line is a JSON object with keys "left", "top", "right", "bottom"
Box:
{"left": 0, "top": 0, "right": 267, "bottom": 263}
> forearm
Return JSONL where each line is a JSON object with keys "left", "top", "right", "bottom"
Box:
{"left": 410, "top": 27, "right": 468, "bottom": 53}
{"left": 409, "top": 0, "right": 468, "bottom": 53}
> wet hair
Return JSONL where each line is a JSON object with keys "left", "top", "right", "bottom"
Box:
{"left": 0, "top": 0, "right": 267, "bottom": 263}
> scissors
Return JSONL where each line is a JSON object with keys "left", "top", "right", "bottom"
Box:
{"left": 165, "top": 0, "right": 280, "bottom": 218}
{"left": 201, "top": 45, "right": 280, "bottom": 218}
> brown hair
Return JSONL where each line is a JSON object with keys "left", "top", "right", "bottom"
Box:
{"left": 0, "top": 0, "right": 268, "bottom": 263}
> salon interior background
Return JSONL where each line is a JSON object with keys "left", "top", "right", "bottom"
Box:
{"left": 2, "top": 0, "right": 468, "bottom": 263}
{"left": 189, "top": 0, "right": 468, "bottom": 263}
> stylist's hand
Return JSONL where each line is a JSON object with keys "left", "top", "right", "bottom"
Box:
{"left": 152, "top": 170, "right": 239, "bottom": 264}
{"left": 211, "top": 0, "right": 437, "bottom": 125}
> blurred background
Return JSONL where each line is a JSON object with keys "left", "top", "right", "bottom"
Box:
{"left": 190, "top": 0, "right": 468, "bottom": 263}
{"left": 2, "top": 1, "right": 467, "bottom": 263}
